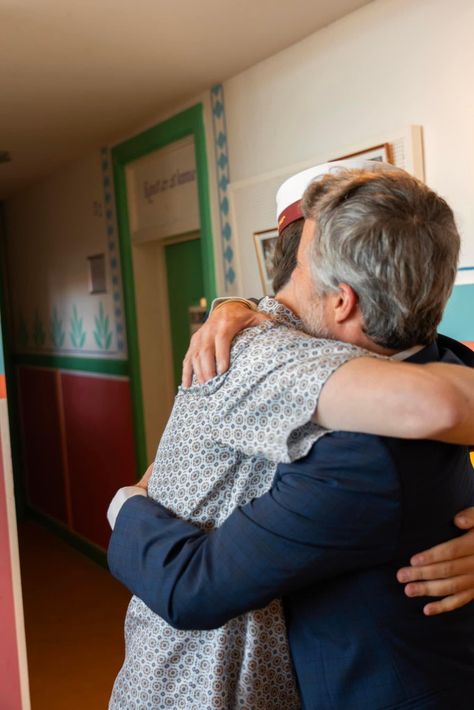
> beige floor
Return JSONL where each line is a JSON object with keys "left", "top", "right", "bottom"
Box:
{"left": 18, "top": 521, "right": 131, "bottom": 710}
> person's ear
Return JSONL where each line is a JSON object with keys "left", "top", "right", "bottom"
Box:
{"left": 333, "top": 283, "right": 359, "bottom": 324}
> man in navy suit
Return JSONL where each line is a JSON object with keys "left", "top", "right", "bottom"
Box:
{"left": 109, "top": 166, "right": 474, "bottom": 708}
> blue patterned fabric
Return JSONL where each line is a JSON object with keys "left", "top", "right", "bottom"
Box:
{"left": 109, "top": 297, "right": 364, "bottom": 708}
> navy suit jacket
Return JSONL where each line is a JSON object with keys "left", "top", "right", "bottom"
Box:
{"left": 109, "top": 336, "right": 474, "bottom": 709}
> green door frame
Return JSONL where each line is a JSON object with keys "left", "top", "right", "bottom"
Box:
{"left": 112, "top": 103, "right": 216, "bottom": 474}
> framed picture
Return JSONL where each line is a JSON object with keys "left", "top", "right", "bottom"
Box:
{"left": 87, "top": 253, "right": 107, "bottom": 294}
{"left": 254, "top": 228, "right": 279, "bottom": 295}
{"left": 334, "top": 143, "right": 393, "bottom": 164}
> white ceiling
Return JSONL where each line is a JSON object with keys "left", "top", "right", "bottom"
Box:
{"left": 0, "top": 0, "right": 373, "bottom": 198}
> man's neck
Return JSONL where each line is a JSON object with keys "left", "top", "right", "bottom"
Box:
{"left": 274, "top": 289, "right": 418, "bottom": 357}
{"left": 274, "top": 288, "right": 298, "bottom": 316}
{"left": 338, "top": 329, "right": 425, "bottom": 358}
{"left": 343, "top": 330, "right": 399, "bottom": 357}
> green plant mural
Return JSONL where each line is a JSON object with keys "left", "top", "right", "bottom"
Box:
{"left": 69, "top": 305, "right": 86, "bottom": 349}
{"left": 32, "top": 310, "right": 46, "bottom": 348}
{"left": 18, "top": 313, "right": 29, "bottom": 349}
{"left": 93, "top": 301, "right": 112, "bottom": 350}
{"left": 50, "top": 308, "right": 65, "bottom": 349}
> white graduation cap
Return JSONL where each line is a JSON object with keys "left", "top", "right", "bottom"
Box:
{"left": 276, "top": 157, "right": 394, "bottom": 233}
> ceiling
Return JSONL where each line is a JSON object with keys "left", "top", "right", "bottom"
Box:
{"left": 0, "top": 0, "right": 373, "bottom": 198}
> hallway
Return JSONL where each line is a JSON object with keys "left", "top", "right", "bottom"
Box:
{"left": 19, "top": 521, "right": 131, "bottom": 710}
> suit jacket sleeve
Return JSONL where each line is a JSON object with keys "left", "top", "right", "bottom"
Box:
{"left": 108, "top": 432, "right": 400, "bottom": 629}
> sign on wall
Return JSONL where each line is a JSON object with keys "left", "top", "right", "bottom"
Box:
{"left": 126, "top": 135, "right": 199, "bottom": 243}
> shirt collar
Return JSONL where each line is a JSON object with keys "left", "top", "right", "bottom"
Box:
{"left": 390, "top": 345, "right": 425, "bottom": 361}
{"left": 258, "top": 296, "right": 305, "bottom": 330}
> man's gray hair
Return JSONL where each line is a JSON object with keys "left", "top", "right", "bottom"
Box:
{"left": 301, "top": 168, "right": 460, "bottom": 349}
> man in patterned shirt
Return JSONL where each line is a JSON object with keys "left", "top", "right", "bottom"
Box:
{"left": 108, "top": 163, "right": 474, "bottom": 709}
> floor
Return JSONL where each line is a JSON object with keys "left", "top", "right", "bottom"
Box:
{"left": 18, "top": 521, "right": 131, "bottom": 710}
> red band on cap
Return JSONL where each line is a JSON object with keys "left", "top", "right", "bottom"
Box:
{"left": 277, "top": 200, "right": 303, "bottom": 234}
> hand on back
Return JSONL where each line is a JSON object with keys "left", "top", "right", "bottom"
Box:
{"left": 181, "top": 302, "right": 269, "bottom": 387}
{"left": 397, "top": 506, "right": 474, "bottom": 615}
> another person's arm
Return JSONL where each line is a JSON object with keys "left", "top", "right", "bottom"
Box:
{"left": 183, "top": 301, "right": 474, "bottom": 445}
{"left": 109, "top": 433, "right": 400, "bottom": 629}
{"left": 316, "top": 357, "right": 474, "bottom": 444}
{"left": 109, "top": 485, "right": 474, "bottom": 619}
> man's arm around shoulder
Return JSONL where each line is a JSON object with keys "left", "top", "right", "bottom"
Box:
{"left": 108, "top": 433, "right": 400, "bottom": 629}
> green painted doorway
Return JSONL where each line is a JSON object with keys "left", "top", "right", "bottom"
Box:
{"left": 165, "top": 237, "right": 204, "bottom": 389}
{"left": 112, "top": 104, "right": 216, "bottom": 473}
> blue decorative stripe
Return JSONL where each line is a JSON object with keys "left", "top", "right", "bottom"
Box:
{"left": 458, "top": 266, "right": 474, "bottom": 271}
{"left": 439, "top": 283, "right": 474, "bottom": 341}
{"left": 100, "top": 147, "right": 127, "bottom": 353}
{"left": 210, "top": 85, "right": 236, "bottom": 291}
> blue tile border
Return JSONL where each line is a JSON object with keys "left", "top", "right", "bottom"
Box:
{"left": 100, "top": 147, "right": 127, "bottom": 354}
{"left": 440, "top": 282, "right": 474, "bottom": 341}
{"left": 210, "top": 84, "right": 236, "bottom": 292}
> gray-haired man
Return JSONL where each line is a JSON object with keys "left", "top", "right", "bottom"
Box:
{"left": 109, "top": 165, "right": 474, "bottom": 709}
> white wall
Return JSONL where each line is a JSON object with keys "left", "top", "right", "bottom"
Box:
{"left": 4, "top": 90, "right": 230, "bottom": 359}
{"left": 5, "top": 0, "right": 474, "bottom": 315}
{"left": 5, "top": 150, "right": 127, "bottom": 357}
{"left": 223, "top": 0, "right": 474, "bottom": 295}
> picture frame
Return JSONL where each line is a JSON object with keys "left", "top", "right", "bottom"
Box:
{"left": 87, "top": 253, "right": 107, "bottom": 294}
{"left": 334, "top": 142, "right": 393, "bottom": 164}
{"left": 253, "top": 228, "right": 279, "bottom": 295}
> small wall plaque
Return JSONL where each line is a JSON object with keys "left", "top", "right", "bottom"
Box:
{"left": 87, "top": 253, "right": 107, "bottom": 294}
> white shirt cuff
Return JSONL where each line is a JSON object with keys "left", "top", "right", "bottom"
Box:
{"left": 107, "top": 486, "right": 147, "bottom": 529}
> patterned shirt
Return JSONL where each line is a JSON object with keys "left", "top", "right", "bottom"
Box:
{"left": 110, "top": 297, "right": 364, "bottom": 710}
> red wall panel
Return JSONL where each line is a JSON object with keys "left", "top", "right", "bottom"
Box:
{"left": 61, "top": 373, "right": 136, "bottom": 549}
{"left": 17, "top": 366, "right": 68, "bottom": 523}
